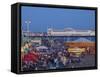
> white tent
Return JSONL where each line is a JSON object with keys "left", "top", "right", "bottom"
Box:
{"left": 36, "top": 46, "right": 48, "bottom": 51}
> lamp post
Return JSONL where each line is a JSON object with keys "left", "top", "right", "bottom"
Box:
{"left": 25, "top": 20, "right": 31, "bottom": 42}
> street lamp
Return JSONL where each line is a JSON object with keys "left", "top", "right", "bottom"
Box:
{"left": 25, "top": 20, "right": 31, "bottom": 42}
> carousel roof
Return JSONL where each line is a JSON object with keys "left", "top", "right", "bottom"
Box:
{"left": 71, "top": 38, "right": 92, "bottom": 42}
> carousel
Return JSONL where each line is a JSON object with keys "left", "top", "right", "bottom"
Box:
{"left": 64, "top": 38, "right": 95, "bottom": 57}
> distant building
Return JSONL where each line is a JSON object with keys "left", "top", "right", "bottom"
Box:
{"left": 31, "top": 37, "right": 42, "bottom": 46}
{"left": 47, "top": 28, "right": 95, "bottom": 36}
{"left": 22, "top": 27, "right": 95, "bottom": 36}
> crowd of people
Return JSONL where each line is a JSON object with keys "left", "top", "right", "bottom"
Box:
{"left": 21, "top": 38, "right": 84, "bottom": 71}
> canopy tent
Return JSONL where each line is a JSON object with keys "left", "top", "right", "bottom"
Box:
{"left": 36, "top": 46, "right": 48, "bottom": 51}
